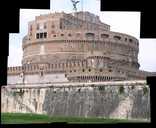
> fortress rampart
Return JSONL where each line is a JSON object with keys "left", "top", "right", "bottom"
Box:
{"left": 7, "top": 61, "right": 151, "bottom": 84}
{"left": 2, "top": 81, "right": 150, "bottom": 120}
{"left": 4, "top": 11, "right": 154, "bottom": 121}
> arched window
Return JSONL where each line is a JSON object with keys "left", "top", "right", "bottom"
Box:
{"left": 101, "top": 34, "right": 109, "bottom": 39}
{"left": 68, "top": 33, "right": 72, "bottom": 37}
{"left": 100, "top": 69, "right": 103, "bottom": 72}
{"left": 109, "top": 69, "right": 112, "bottom": 72}
{"left": 113, "top": 35, "right": 121, "bottom": 40}
{"left": 129, "top": 38, "right": 133, "bottom": 42}
{"left": 85, "top": 33, "right": 95, "bottom": 40}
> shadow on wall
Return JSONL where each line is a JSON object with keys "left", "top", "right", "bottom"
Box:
{"left": 1, "top": 84, "right": 150, "bottom": 120}
{"left": 42, "top": 86, "right": 150, "bottom": 119}
{"left": 42, "top": 86, "right": 123, "bottom": 117}
{"left": 131, "top": 88, "right": 150, "bottom": 119}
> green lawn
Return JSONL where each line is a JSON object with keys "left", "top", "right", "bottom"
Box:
{"left": 1, "top": 113, "right": 150, "bottom": 124}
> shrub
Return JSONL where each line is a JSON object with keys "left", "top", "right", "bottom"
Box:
{"left": 98, "top": 86, "right": 105, "bottom": 91}
{"left": 119, "top": 86, "right": 124, "bottom": 94}
{"left": 143, "top": 86, "right": 148, "bottom": 95}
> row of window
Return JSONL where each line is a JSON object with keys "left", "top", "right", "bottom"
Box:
{"left": 80, "top": 76, "right": 113, "bottom": 80}
{"left": 51, "top": 33, "right": 109, "bottom": 39}
{"left": 51, "top": 32, "right": 135, "bottom": 43}
{"left": 84, "top": 33, "right": 134, "bottom": 43}
{"left": 30, "top": 25, "right": 136, "bottom": 44}
{"left": 70, "top": 68, "right": 112, "bottom": 73}
{"left": 69, "top": 68, "right": 125, "bottom": 74}
{"left": 34, "top": 32, "right": 135, "bottom": 44}
{"left": 60, "top": 33, "right": 72, "bottom": 37}
{"left": 36, "top": 32, "right": 47, "bottom": 39}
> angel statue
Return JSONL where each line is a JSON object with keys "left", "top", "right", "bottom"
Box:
{"left": 71, "top": 0, "right": 80, "bottom": 11}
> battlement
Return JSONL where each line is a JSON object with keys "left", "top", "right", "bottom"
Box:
{"left": 7, "top": 59, "right": 150, "bottom": 84}
{"left": 7, "top": 60, "right": 87, "bottom": 75}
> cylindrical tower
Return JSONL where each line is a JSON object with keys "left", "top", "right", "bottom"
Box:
{"left": 22, "top": 11, "right": 140, "bottom": 81}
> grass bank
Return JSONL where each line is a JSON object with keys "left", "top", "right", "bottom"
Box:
{"left": 1, "top": 113, "right": 150, "bottom": 124}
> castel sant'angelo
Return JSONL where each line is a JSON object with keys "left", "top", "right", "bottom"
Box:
{"left": 3, "top": 2, "right": 153, "bottom": 119}
{"left": 7, "top": 11, "right": 154, "bottom": 84}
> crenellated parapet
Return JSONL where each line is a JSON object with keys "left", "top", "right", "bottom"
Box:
{"left": 8, "top": 66, "right": 23, "bottom": 75}
{"left": 8, "top": 59, "right": 87, "bottom": 74}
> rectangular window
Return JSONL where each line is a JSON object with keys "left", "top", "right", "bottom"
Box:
{"left": 36, "top": 33, "right": 39, "bottom": 39}
{"left": 40, "top": 33, "right": 43, "bottom": 38}
{"left": 44, "top": 32, "right": 47, "bottom": 38}
{"left": 60, "top": 20, "right": 62, "bottom": 29}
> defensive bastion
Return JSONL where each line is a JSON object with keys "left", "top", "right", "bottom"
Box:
{"left": 2, "top": 81, "right": 150, "bottom": 120}
{"left": 3, "top": 11, "right": 153, "bottom": 120}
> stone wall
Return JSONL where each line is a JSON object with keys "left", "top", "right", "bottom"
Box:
{"left": 7, "top": 73, "right": 68, "bottom": 84}
{"left": 1, "top": 83, "right": 150, "bottom": 120}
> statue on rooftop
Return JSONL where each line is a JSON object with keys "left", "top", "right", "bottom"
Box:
{"left": 71, "top": 0, "right": 80, "bottom": 11}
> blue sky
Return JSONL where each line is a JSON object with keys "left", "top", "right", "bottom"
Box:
{"left": 8, "top": 0, "right": 156, "bottom": 72}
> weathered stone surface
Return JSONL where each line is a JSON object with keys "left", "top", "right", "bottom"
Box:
{"left": 1, "top": 84, "right": 150, "bottom": 120}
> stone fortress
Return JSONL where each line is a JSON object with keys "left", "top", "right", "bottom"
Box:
{"left": 2, "top": 11, "right": 153, "bottom": 120}
{"left": 7, "top": 11, "right": 154, "bottom": 84}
